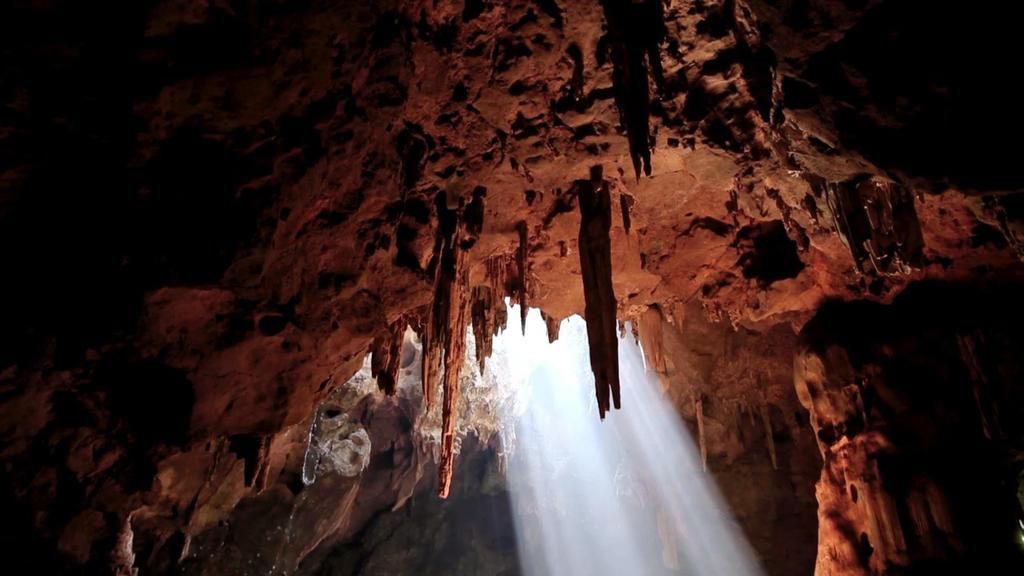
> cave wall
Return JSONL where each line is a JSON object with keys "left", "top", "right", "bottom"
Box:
{"left": 640, "top": 303, "right": 822, "bottom": 575}
{"left": 796, "top": 282, "right": 1024, "bottom": 575}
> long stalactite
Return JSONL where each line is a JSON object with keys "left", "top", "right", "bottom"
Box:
{"left": 437, "top": 245, "right": 470, "bottom": 498}
{"left": 542, "top": 311, "right": 561, "bottom": 343}
{"left": 576, "top": 165, "right": 620, "bottom": 419}
{"left": 421, "top": 188, "right": 485, "bottom": 497}
{"left": 598, "top": 0, "right": 666, "bottom": 179}
{"left": 516, "top": 220, "right": 529, "bottom": 334}
{"left": 470, "top": 284, "right": 511, "bottom": 376}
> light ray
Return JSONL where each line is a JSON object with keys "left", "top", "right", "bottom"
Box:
{"left": 495, "top": 304, "right": 764, "bottom": 576}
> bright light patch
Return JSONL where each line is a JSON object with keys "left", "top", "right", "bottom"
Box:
{"left": 496, "top": 304, "right": 764, "bottom": 576}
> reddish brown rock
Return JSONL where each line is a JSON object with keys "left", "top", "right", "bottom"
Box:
{"left": 795, "top": 284, "right": 1024, "bottom": 575}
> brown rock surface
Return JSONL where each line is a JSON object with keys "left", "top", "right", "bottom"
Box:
{"left": 795, "top": 283, "right": 1024, "bottom": 575}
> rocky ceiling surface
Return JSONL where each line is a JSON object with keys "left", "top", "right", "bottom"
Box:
{"left": 2, "top": 0, "right": 1024, "bottom": 575}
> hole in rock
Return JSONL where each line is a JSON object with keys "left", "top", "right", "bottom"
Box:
{"left": 257, "top": 313, "right": 288, "bottom": 336}
{"left": 99, "top": 358, "right": 195, "bottom": 447}
{"left": 228, "top": 434, "right": 261, "bottom": 487}
{"left": 735, "top": 220, "right": 805, "bottom": 286}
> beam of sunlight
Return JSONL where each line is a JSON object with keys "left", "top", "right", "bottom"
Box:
{"left": 495, "top": 304, "right": 764, "bottom": 576}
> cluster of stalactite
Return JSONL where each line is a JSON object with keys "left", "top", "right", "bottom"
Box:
{"left": 371, "top": 161, "right": 629, "bottom": 491}
{"left": 371, "top": 186, "right": 541, "bottom": 497}
{"left": 598, "top": 0, "right": 666, "bottom": 179}
{"left": 469, "top": 286, "right": 507, "bottom": 374}
{"left": 432, "top": 221, "right": 542, "bottom": 496}
{"left": 425, "top": 192, "right": 475, "bottom": 498}
{"left": 484, "top": 222, "right": 530, "bottom": 316}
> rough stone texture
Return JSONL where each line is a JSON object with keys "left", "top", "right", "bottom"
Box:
{"left": 302, "top": 406, "right": 372, "bottom": 483}
{"left": 795, "top": 283, "right": 1024, "bottom": 575}
{"left": 640, "top": 302, "right": 822, "bottom": 575}
{"left": 2, "top": 0, "right": 1024, "bottom": 574}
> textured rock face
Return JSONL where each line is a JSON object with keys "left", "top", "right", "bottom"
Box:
{"left": 639, "top": 303, "right": 823, "bottom": 575}
{"left": 2, "top": 0, "right": 1024, "bottom": 574}
{"left": 796, "top": 283, "right": 1024, "bottom": 575}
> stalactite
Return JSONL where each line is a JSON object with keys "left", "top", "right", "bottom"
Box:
{"left": 422, "top": 193, "right": 460, "bottom": 408}
{"left": 598, "top": 0, "right": 666, "bottom": 179}
{"left": 483, "top": 254, "right": 512, "bottom": 340}
{"left": 421, "top": 191, "right": 479, "bottom": 497}
{"left": 576, "top": 165, "right": 620, "bottom": 418}
{"left": 542, "top": 311, "right": 561, "bottom": 343}
{"left": 637, "top": 306, "right": 666, "bottom": 374}
{"left": 438, "top": 249, "right": 470, "bottom": 498}
{"left": 516, "top": 220, "right": 529, "bottom": 334}
{"left": 421, "top": 335, "right": 442, "bottom": 407}
{"left": 760, "top": 399, "right": 777, "bottom": 470}
{"left": 471, "top": 287, "right": 496, "bottom": 374}
{"left": 494, "top": 300, "right": 508, "bottom": 335}
{"left": 485, "top": 254, "right": 513, "bottom": 297}
{"left": 695, "top": 394, "right": 707, "bottom": 472}
{"left": 421, "top": 331, "right": 442, "bottom": 406}
{"left": 485, "top": 256, "right": 503, "bottom": 296}
{"left": 620, "top": 193, "right": 633, "bottom": 234}
{"left": 371, "top": 319, "right": 406, "bottom": 396}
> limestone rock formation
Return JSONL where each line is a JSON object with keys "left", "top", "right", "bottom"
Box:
{"left": 795, "top": 284, "right": 1024, "bottom": 575}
